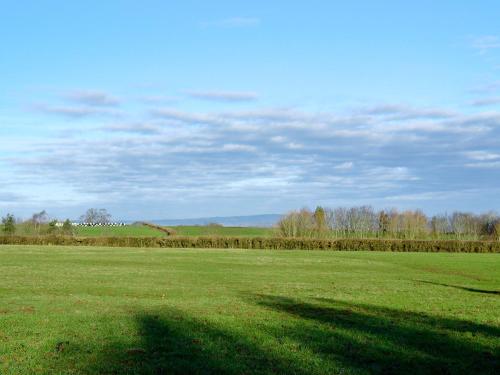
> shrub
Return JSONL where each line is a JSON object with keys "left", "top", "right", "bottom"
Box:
{"left": 47, "top": 220, "right": 58, "bottom": 234}
{"left": 495, "top": 222, "right": 500, "bottom": 241}
{"left": 0, "top": 235, "right": 498, "bottom": 253}
{"left": 62, "top": 219, "right": 73, "bottom": 236}
{"left": 2, "top": 214, "right": 16, "bottom": 235}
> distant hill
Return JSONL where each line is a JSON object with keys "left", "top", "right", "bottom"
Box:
{"left": 150, "top": 214, "right": 282, "bottom": 227}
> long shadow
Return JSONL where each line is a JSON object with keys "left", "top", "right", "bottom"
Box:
{"left": 248, "top": 294, "right": 500, "bottom": 375}
{"left": 69, "top": 298, "right": 499, "bottom": 374}
{"left": 313, "top": 296, "right": 500, "bottom": 337}
{"left": 82, "top": 308, "right": 315, "bottom": 375}
{"left": 416, "top": 280, "right": 500, "bottom": 295}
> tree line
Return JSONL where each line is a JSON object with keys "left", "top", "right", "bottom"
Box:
{"left": 1, "top": 208, "right": 112, "bottom": 236}
{"left": 278, "top": 206, "right": 500, "bottom": 240}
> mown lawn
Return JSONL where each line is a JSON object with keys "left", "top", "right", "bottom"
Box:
{"left": 0, "top": 246, "right": 498, "bottom": 374}
{"left": 170, "top": 225, "right": 275, "bottom": 237}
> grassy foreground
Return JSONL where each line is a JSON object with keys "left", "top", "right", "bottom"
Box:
{"left": 0, "top": 246, "right": 498, "bottom": 374}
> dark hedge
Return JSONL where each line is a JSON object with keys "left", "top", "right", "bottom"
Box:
{"left": 0, "top": 235, "right": 499, "bottom": 252}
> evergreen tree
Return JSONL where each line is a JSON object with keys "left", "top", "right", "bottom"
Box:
{"left": 2, "top": 214, "right": 16, "bottom": 235}
{"left": 62, "top": 219, "right": 73, "bottom": 236}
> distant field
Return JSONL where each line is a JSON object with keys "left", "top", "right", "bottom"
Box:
{"left": 0, "top": 246, "right": 498, "bottom": 374}
{"left": 74, "top": 225, "right": 165, "bottom": 237}
{"left": 14, "top": 223, "right": 274, "bottom": 238}
{"left": 170, "top": 225, "right": 276, "bottom": 237}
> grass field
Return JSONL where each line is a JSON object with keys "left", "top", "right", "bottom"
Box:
{"left": 73, "top": 225, "right": 165, "bottom": 238}
{"left": 75, "top": 224, "right": 276, "bottom": 238}
{"left": 0, "top": 246, "right": 498, "bottom": 374}
{"left": 169, "top": 225, "right": 275, "bottom": 237}
{"left": 14, "top": 223, "right": 274, "bottom": 238}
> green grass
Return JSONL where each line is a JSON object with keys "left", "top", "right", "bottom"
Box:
{"left": 0, "top": 246, "right": 498, "bottom": 374}
{"left": 73, "top": 225, "right": 165, "bottom": 238}
{"left": 13, "top": 223, "right": 274, "bottom": 238}
{"left": 170, "top": 225, "right": 276, "bottom": 237}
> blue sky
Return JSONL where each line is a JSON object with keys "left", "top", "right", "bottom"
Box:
{"left": 1, "top": 1, "right": 500, "bottom": 220}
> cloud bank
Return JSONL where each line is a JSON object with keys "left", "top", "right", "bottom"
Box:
{"left": 3, "top": 96, "right": 500, "bottom": 218}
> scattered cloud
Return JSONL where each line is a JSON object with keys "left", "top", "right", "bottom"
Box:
{"left": 464, "top": 150, "right": 500, "bottom": 161}
{"left": 150, "top": 108, "right": 224, "bottom": 126}
{"left": 186, "top": 90, "right": 258, "bottom": 102}
{"left": 35, "top": 104, "right": 119, "bottom": 118}
{"left": 5, "top": 99, "right": 500, "bottom": 216}
{"left": 382, "top": 191, "right": 461, "bottom": 202}
{"left": 221, "top": 143, "right": 257, "bottom": 152}
{"left": 33, "top": 90, "right": 121, "bottom": 118}
{"left": 334, "top": 162, "right": 354, "bottom": 170}
{"left": 270, "top": 136, "right": 287, "bottom": 143}
{"left": 470, "top": 97, "right": 500, "bottom": 106}
{"left": 0, "top": 191, "right": 24, "bottom": 204}
{"left": 287, "top": 142, "right": 303, "bottom": 150}
{"left": 360, "top": 104, "right": 454, "bottom": 120}
{"left": 102, "top": 123, "right": 162, "bottom": 134}
{"left": 465, "top": 161, "right": 500, "bottom": 168}
{"left": 470, "top": 35, "right": 500, "bottom": 54}
{"left": 65, "top": 90, "right": 120, "bottom": 107}
{"left": 469, "top": 81, "right": 500, "bottom": 94}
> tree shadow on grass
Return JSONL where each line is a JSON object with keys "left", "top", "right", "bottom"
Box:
{"left": 73, "top": 297, "right": 499, "bottom": 375}
{"left": 82, "top": 308, "right": 315, "bottom": 375}
{"left": 416, "top": 280, "right": 500, "bottom": 295}
{"left": 248, "top": 294, "right": 500, "bottom": 375}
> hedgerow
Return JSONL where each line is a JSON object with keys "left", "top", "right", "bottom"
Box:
{"left": 139, "top": 222, "right": 177, "bottom": 236}
{"left": 0, "top": 235, "right": 499, "bottom": 252}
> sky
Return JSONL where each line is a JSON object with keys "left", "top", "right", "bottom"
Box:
{"left": 1, "top": 0, "right": 500, "bottom": 220}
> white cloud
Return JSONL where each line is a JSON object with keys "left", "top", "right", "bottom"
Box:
{"left": 151, "top": 108, "right": 224, "bottom": 125}
{"left": 186, "top": 90, "right": 258, "bottom": 102}
{"left": 287, "top": 142, "right": 303, "bottom": 150}
{"left": 465, "top": 161, "right": 500, "bottom": 169}
{"left": 360, "top": 104, "right": 454, "bottom": 120}
{"left": 382, "top": 191, "right": 460, "bottom": 202}
{"left": 334, "top": 162, "right": 354, "bottom": 170}
{"left": 102, "top": 123, "right": 162, "bottom": 134}
{"left": 65, "top": 90, "right": 120, "bottom": 107}
{"left": 36, "top": 104, "right": 120, "bottom": 118}
{"left": 270, "top": 136, "right": 287, "bottom": 143}
{"left": 471, "top": 97, "right": 500, "bottom": 106}
{"left": 464, "top": 150, "right": 500, "bottom": 161}
{"left": 221, "top": 143, "right": 257, "bottom": 152}
{"left": 469, "top": 81, "right": 500, "bottom": 94}
{"left": 6, "top": 99, "right": 500, "bottom": 216}
{"left": 470, "top": 35, "right": 500, "bottom": 54}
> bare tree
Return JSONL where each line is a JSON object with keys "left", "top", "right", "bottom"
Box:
{"left": 276, "top": 206, "right": 498, "bottom": 240}
{"left": 80, "top": 208, "right": 112, "bottom": 224}
{"left": 277, "top": 208, "right": 315, "bottom": 238}
{"left": 29, "top": 210, "right": 49, "bottom": 234}
{"left": 451, "top": 212, "right": 480, "bottom": 239}
{"left": 329, "top": 207, "right": 349, "bottom": 237}
{"left": 430, "top": 214, "right": 450, "bottom": 237}
{"left": 495, "top": 221, "right": 500, "bottom": 241}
